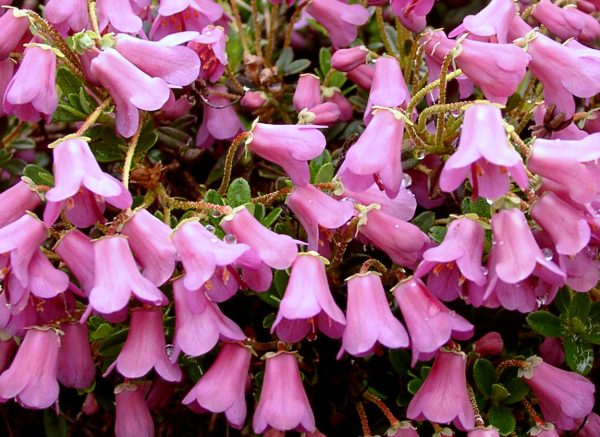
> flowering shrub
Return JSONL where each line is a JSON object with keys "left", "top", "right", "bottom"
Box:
{"left": 0, "top": 0, "right": 598, "bottom": 435}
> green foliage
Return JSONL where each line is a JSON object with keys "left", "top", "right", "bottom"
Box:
{"left": 227, "top": 178, "right": 252, "bottom": 207}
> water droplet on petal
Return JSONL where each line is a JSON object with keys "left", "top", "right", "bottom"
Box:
{"left": 224, "top": 234, "right": 237, "bottom": 244}
{"left": 485, "top": 198, "right": 493, "bottom": 205}
{"left": 541, "top": 248, "right": 553, "bottom": 261}
{"left": 210, "top": 210, "right": 223, "bottom": 218}
{"left": 210, "top": 237, "right": 218, "bottom": 244}
{"left": 205, "top": 224, "right": 216, "bottom": 234}
{"left": 402, "top": 173, "right": 412, "bottom": 188}
{"left": 394, "top": 224, "right": 400, "bottom": 229}
{"left": 481, "top": 267, "right": 488, "bottom": 276}
{"left": 414, "top": 149, "right": 426, "bottom": 160}
{"left": 165, "top": 344, "right": 174, "bottom": 358}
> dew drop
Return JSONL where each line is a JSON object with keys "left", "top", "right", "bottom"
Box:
{"left": 210, "top": 210, "right": 223, "bottom": 218}
{"left": 415, "top": 149, "right": 426, "bottom": 160}
{"left": 402, "top": 173, "right": 412, "bottom": 188}
{"left": 165, "top": 344, "right": 174, "bottom": 358}
{"left": 448, "top": 310, "right": 456, "bottom": 317}
{"left": 485, "top": 198, "right": 493, "bottom": 205}
{"left": 224, "top": 234, "right": 237, "bottom": 245}
{"left": 205, "top": 224, "right": 216, "bottom": 234}
{"left": 541, "top": 247, "right": 553, "bottom": 261}
{"left": 481, "top": 267, "right": 488, "bottom": 276}
{"left": 308, "top": 199, "right": 313, "bottom": 204}
{"left": 394, "top": 224, "right": 400, "bottom": 229}
{"left": 210, "top": 237, "right": 218, "bottom": 244}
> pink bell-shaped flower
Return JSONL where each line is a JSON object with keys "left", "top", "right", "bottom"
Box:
{"left": 338, "top": 272, "right": 409, "bottom": 358}
{"left": 57, "top": 323, "right": 95, "bottom": 389}
{"left": 54, "top": 229, "right": 95, "bottom": 294}
{"left": 221, "top": 207, "right": 299, "bottom": 270}
{"left": 519, "top": 356, "right": 595, "bottom": 430}
{"left": 89, "top": 235, "right": 168, "bottom": 314}
{"left": 306, "top": 0, "right": 369, "bottom": 48}
{"left": 97, "top": 0, "right": 143, "bottom": 33}
{"left": 293, "top": 74, "right": 321, "bottom": 112}
{"left": 415, "top": 217, "right": 487, "bottom": 301}
{"left": 365, "top": 56, "right": 410, "bottom": 123}
{"left": 532, "top": 0, "right": 600, "bottom": 43}
{"left": 188, "top": 25, "right": 228, "bottom": 82}
{"left": 3, "top": 43, "right": 58, "bottom": 122}
{"left": 114, "top": 382, "right": 154, "bottom": 437}
{"left": 406, "top": 349, "right": 475, "bottom": 430}
{"left": 150, "top": 0, "right": 224, "bottom": 41}
{"left": 439, "top": 102, "right": 528, "bottom": 199}
{"left": 0, "top": 327, "right": 60, "bottom": 409}
{"left": 272, "top": 252, "right": 346, "bottom": 342}
{"left": 182, "top": 342, "right": 252, "bottom": 429}
{"left": 286, "top": 184, "right": 355, "bottom": 251}
{"left": 448, "top": 0, "right": 517, "bottom": 43}
{"left": 472, "top": 332, "right": 504, "bottom": 356}
{"left": 195, "top": 85, "right": 243, "bottom": 149}
{"left": 390, "top": 0, "right": 435, "bottom": 32}
{"left": 339, "top": 183, "right": 417, "bottom": 221}
{"left": 338, "top": 107, "right": 406, "bottom": 198}
{"left": 122, "top": 209, "right": 177, "bottom": 286}
{"left": 392, "top": 278, "right": 474, "bottom": 365}
{"left": 0, "top": 9, "right": 30, "bottom": 60}
{"left": 107, "top": 307, "right": 182, "bottom": 382}
{"left": 253, "top": 351, "right": 316, "bottom": 434}
{"left": 246, "top": 123, "right": 327, "bottom": 186}
{"left": 44, "top": 0, "right": 90, "bottom": 32}
{"left": 331, "top": 46, "right": 369, "bottom": 72}
{"left": 0, "top": 181, "right": 40, "bottom": 228}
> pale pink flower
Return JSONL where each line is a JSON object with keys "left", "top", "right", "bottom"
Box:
{"left": 57, "top": 323, "right": 95, "bottom": 389}
{"left": 298, "top": 102, "right": 341, "bottom": 126}
{"left": 365, "top": 56, "right": 410, "bottom": 123}
{"left": 390, "top": 0, "right": 435, "bottom": 32}
{"left": 468, "top": 427, "right": 500, "bottom": 437}
{"left": 115, "top": 383, "right": 154, "bottom": 437}
{"left": 306, "top": 0, "right": 369, "bottom": 48}
{"left": 339, "top": 183, "right": 416, "bottom": 221}
{"left": 331, "top": 46, "right": 369, "bottom": 72}
{"left": 0, "top": 181, "right": 40, "bottom": 228}
{"left": 97, "top": 0, "right": 143, "bottom": 33}
{"left": 0, "top": 9, "right": 30, "bottom": 60}
{"left": 188, "top": 25, "right": 228, "bottom": 82}
{"left": 448, "top": 0, "right": 517, "bottom": 43}
{"left": 195, "top": 85, "right": 242, "bottom": 149}
{"left": 45, "top": 0, "right": 90, "bottom": 32}
{"left": 150, "top": 0, "right": 224, "bottom": 41}
{"left": 293, "top": 73, "right": 321, "bottom": 112}
{"left": 241, "top": 91, "right": 267, "bottom": 111}
{"left": 54, "top": 229, "right": 95, "bottom": 294}
{"left": 532, "top": 0, "right": 600, "bottom": 43}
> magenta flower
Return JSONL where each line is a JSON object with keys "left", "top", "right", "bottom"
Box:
{"left": 90, "top": 48, "right": 170, "bottom": 137}
{"left": 107, "top": 308, "right": 182, "bottom": 382}
{"left": 115, "top": 383, "right": 154, "bottom": 437}
{"left": 448, "top": 0, "right": 517, "bottom": 43}
{"left": 272, "top": 253, "right": 346, "bottom": 342}
{"left": 44, "top": 0, "right": 89, "bottom": 32}
{"left": 97, "top": 0, "right": 143, "bottom": 33}
{"left": 0, "top": 59, "right": 13, "bottom": 116}
{"left": 286, "top": 184, "right": 355, "bottom": 251}
{"left": 365, "top": 56, "right": 410, "bottom": 123}
{"left": 46, "top": 137, "right": 132, "bottom": 210}
{"left": 188, "top": 25, "right": 227, "bottom": 82}
{"left": 439, "top": 103, "right": 528, "bottom": 199}
{"left": 221, "top": 207, "right": 299, "bottom": 270}
{"left": 358, "top": 208, "right": 430, "bottom": 269}
{"left": 246, "top": 123, "right": 326, "bottom": 186}
{"left": 472, "top": 332, "right": 504, "bottom": 356}
{"left": 468, "top": 427, "right": 500, "bottom": 437}
{"left": 57, "top": 323, "right": 95, "bottom": 389}
{"left": 331, "top": 46, "right": 369, "bottom": 72}
{"left": 539, "top": 337, "right": 564, "bottom": 367}
{"left": 407, "top": 349, "right": 475, "bottom": 429}
{"left": 392, "top": 278, "right": 474, "bottom": 365}
{"left": 574, "top": 412, "right": 600, "bottom": 437}
{"left": 338, "top": 272, "right": 408, "bottom": 358}
{"left": 235, "top": 250, "right": 273, "bottom": 292}
{"left": 182, "top": 342, "right": 252, "bottom": 429}
{"left": 415, "top": 217, "right": 487, "bottom": 301}
{"left": 3, "top": 44, "right": 58, "bottom": 122}
{"left": 532, "top": 0, "right": 600, "bottom": 43}
{"left": 298, "top": 102, "right": 341, "bottom": 126}
{"left": 172, "top": 218, "right": 249, "bottom": 290}
{"left": 253, "top": 352, "right": 316, "bottom": 434}
{"left": 340, "top": 183, "right": 417, "bottom": 221}
{"left": 195, "top": 85, "right": 243, "bottom": 149}
{"left": 0, "top": 181, "right": 40, "bottom": 228}
{"left": 89, "top": 235, "right": 168, "bottom": 314}
{"left": 338, "top": 108, "right": 406, "bottom": 198}
{"left": 44, "top": 187, "right": 110, "bottom": 228}
{"left": 324, "top": 88, "right": 353, "bottom": 121}
{"left": 424, "top": 31, "right": 529, "bottom": 104}
{"left": 122, "top": 209, "right": 177, "bottom": 286}
{"left": 150, "top": 0, "right": 224, "bottom": 41}
{"left": 390, "top": 0, "right": 435, "bottom": 32}
{"left": 489, "top": 208, "right": 565, "bottom": 285}
{"left": 531, "top": 193, "right": 590, "bottom": 256}
{"left": 528, "top": 133, "right": 600, "bottom": 206}
{"left": 54, "top": 229, "right": 95, "bottom": 294}
{"left": 202, "top": 267, "right": 240, "bottom": 302}
{"left": 0, "top": 9, "right": 30, "bottom": 60}
{"left": 0, "top": 327, "right": 60, "bottom": 409}
{"left": 347, "top": 64, "right": 374, "bottom": 90}
{"left": 172, "top": 278, "right": 245, "bottom": 358}
{"left": 115, "top": 32, "right": 200, "bottom": 87}
{"left": 306, "top": 0, "right": 369, "bottom": 48}
{"left": 293, "top": 73, "right": 321, "bottom": 112}
{"left": 241, "top": 91, "right": 267, "bottom": 112}
{"left": 519, "top": 356, "right": 595, "bottom": 430}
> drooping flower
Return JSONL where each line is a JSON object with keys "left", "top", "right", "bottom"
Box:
{"left": 88, "top": 235, "right": 168, "bottom": 314}
{"left": 339, "top": 183, "right": 417, "bottom": 221}
{"left": 532, "top": 0, "right": 600, "bottom": 43}
{"left": 54, "top": 229, "right": 95, "bottom": 294}
{"left": 365, "top": 55, "right": 410, "bottom": 122}
{"left": 519, "top": 356, "right": 595, "bottom": 430}
{"left": 331, "top": 46, "right": 369, "bottom": 72}
{"left": 221, "top": 207, "right": 299, "bottom": 270}
{"left": 272, "top": 252, "right": 346, "bottom": 342}
{"left": 96, "top": 0, "right": 143, "bottom": 33}
{"left": 392, "top": 278, "right": 474, "bottom": 365}
{"left": 107, "top": 308, "right": 182, "bottom": 382}
{"left": 149, "top": 0, "right": 224, "bottom": 41}
{"left": 448, "top": 0, "right": 517, "bottom": 43}
{"left": 114, "top": 383, "right": 154, "bottom": 437}
{"left": 253, "top": 352, "right": 316, "bottom": 434}
{"left": 44, "top": 0, "right": 90, "bottom": 32}
{"left": 187, "top": 25, "right": 228, "bottom": 82}
{"left": 407, "top": 349, "right": 475, "bottom": 429}
{"left": 3, "top": 43, "right": 58, "bottom": 122}
{"left": 415, "top": 217, "right": 487, "bottom": 301}
{"left": 468, "top": 427, "right": 501, "bottom": 437}
{"left": 306, "top": 0, "right": 369, "bottom": 48}
{"left": 182, "top": 342, "right": 252, "bottom": 429}
{"left": 293, "top": 74, "right": 321, "bottom": 112}
{"left": 0, "top": 327, "right": 60, "bottom": 409}
{"left": 338, "top": 272, "right": 409, "bottom": 358}
{"left": 472, "top": 332, "right": 504, "bottom": 356}
{"left": 0, "top": 9, "right": 30, "bottom": 60}
{"left": 286, "top": 184, "right": 355, "bottom": 251}
{"left": 57, "top": 323, "right": 95, "bottom": 389}
{"left": 0, "top": 181, "right": 40, "bottom": 228}
{"left": 246, "top": 123, "right": 327, "bottom": 186}
{"left": 195, "top": 85, "right": 243, "bottom": 149}
{"left": 439, "top": 102, "right": 528, "bottom": 199}
{"left": 539, "top": 337, "right": 564, "bottom": 367}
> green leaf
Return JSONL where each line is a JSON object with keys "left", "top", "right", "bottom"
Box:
{"left": 284, "top": 59, "right": 311, "bottom": 76}
{"left": 53, "top": 103, "right": 88, "bottom": 122}
{"left": 97, "top": 328, "right": 128, "bottom": 356}
{"left": 412, "top": 211, "right": 435, "bottom": 232}
{"left": 8, "top": 138, "right": 35, "bottom": 150}
{"left": 569, "top": 292, "right": 591, "bottom": 319}
{"left": 262, "top": 313, "right": 276, "bottom": 329}
{"left": 227, "top": 178, "right": 252, "bottom": 207}
{"left": 204, "top": 189, "right": 224, "bottom": 205}
{"left": 90, "top": 323, "right": 113, "bottom": 340}
{"left": 503, "top": 377, "right": 529, "bottom": 404}
{"left": 563, "top": 334, "right": 594, "bottom": 375}
{"left": 275, "top": 48, "right": 294, "bottom": 72}
{"left": 491, "top": 383, "right": 510, "bottom": 402}
{"left": 319, "top": 47, "right": 331, "bottom": 76}
{"left": 314, "top": 162, "right": 334, "bottom": 184}
{"left": 262, "top": 207, "right": 282, "bottom": 228}
{"left": 4, "top": 158, "right": 26, "bottom": 175}
{"left": 474, "top": 358, "right": 497, "bottom": 397}
{"left": 526, "top": 311, "right": 564, "bottom": 337}
{"left": 87, "top": 125, "right": 127, "bottom": 162}
{"left": 488, "top": 404, "right": 516, "bottom": 435}
{"left": 273, "top": 269, "right": 289, "bottom": 298}
{"left": 590, "top": 301, "right": 600, "bottom": 326}
{"left": 553, "top": 287, "right": 571, "bottom": 313}
{"left": 0, "top": 149, "right": 13, "bottom": 168}
{"left": 328, "top": 71, "right": 347, "bottom": 89}
{"left": 56, "top": 67, "right": 83, "bottom": 96}
{"left": 383, "top": 25, "right": 399, "bottom": 55}
{"left": 226, "top": 28, "right": 243, "bottom": 71}
{"left": 461, "top": 197, "right": 491, "bottom": 218}
{"left": 44, "top": 409, "right": 68, "bottom": 437}
{"left": 157, "top": 126, "right": 192, "bottom": 148}
{"left": 135, "top": 121, "right": 159, "bottom": 158}
{"left": 23, "top": 164, "right": 54, "bottom": 186}
{"left": 79, "top": 87, "right": 97, "bottom": 114}
{"left": 256, "top": 291, "right": 281, "bottom": 308}
{"left": 407, "top": 378, "right": 422, "bottom": 395}
{"left": 253, "top": 203, "right": 266, "bottom": 221}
